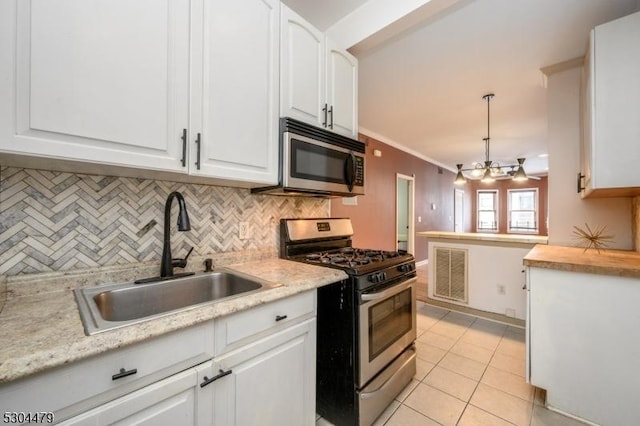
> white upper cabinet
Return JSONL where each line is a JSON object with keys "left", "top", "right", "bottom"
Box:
{"left": 2, "top": 0, "right": 190, "bottom": 173}
{"left": 325, "top": 39, "right": 358, "bottom": 138}
{"left": 190, "top": 0, "right": 279, "bottom": 185}
{"left": 581, "top": 11, "right": 640, "bottom": 197}
{"left": 0, "top": 0, "right": 279, "bottom": 186}
{"left": 280, "top": 5, "right": 358, "bottom": 137}
{"left": 280, "top": 5, "right": 325, "bottom": 128}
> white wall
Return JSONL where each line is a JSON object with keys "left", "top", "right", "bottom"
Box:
{"left": 547, "top": 67, "right": 632, "bottom": 249}
{"left": 427, "top": 240, "right": 531, "bottom": 320}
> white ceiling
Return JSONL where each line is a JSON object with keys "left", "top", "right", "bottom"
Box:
{"left": 282, "top": 0, "right": 639, "bottom": 175}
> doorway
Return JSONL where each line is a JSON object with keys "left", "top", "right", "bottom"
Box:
{"left": 454, "top": 189, "right": 464, "bottom": 232}
{"left": 396, "top": 174, "right": 415, "bottom": 254}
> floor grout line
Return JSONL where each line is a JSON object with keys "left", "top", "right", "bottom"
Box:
{"left": 407, "top": 302, "right": 532, "bottom": 426}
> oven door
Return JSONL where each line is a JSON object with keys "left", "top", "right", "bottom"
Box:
{"left": 282, "top": 132, "right": 365, "bottom": 195}
{"left": 358, "top": 276, "right": 417, "bottom": 387}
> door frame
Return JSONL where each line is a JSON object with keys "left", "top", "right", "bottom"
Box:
{"left": 396, "top": 173, "right": 415, "bottom": 254}
{"left": 454, "top": 188, "right": 464, "bottom": 232}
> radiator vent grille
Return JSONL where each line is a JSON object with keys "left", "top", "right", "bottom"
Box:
{"left": 434, "top": 247, "right": 468, "bottom": 302}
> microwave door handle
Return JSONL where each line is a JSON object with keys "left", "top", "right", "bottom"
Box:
{"left": 344, "top": 152, "right": 356, "bottom": 192}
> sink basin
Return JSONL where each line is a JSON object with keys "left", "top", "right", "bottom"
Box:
{"left": 75, "top": 270, "right": 281, "bottom": 335}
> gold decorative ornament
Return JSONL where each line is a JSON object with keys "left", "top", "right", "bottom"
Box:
{"left": 572, "top": 223, "right": 614, "bottom": 253}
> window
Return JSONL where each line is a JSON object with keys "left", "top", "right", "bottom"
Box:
{"left": 508, "top": 189, "right": 538, "bottom": 233}
{"left": 477, "top": 190, "right": 498, "bottom": 232}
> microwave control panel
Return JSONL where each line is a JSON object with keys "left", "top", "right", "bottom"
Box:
{"left": 354, "top": 156, "right": 364, "bottom": 186}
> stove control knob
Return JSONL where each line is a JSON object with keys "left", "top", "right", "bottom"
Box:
{"left": 397, "top": 264, "right": 408, "bottom": 273}
{"left": 368, "top": 272, "right": 387, "bottom": 283}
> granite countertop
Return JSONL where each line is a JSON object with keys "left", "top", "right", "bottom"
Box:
{"left": 524, "top": 244, "right": 640, "bottom": 278}
{"left": 0, "top": 258, "right": 348, "bottom": 384}
{"left": 418, "top": 231, "right": 548, "bottom": 245}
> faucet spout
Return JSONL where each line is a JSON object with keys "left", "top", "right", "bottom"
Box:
{"left": 161, "top": 191, "right": 191, "bottom": 278}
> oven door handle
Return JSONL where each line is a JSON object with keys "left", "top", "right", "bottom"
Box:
{"left": 361, "top": 277, "right": 416, "bottom": 302}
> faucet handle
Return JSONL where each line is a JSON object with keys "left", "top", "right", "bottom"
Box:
{"left": 184, "top": 246, "right": 194, "bottom": 261}
{"left": 172, "top": 246, "right": 194, "bottom": 269}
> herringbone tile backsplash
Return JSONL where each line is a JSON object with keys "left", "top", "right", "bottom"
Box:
{"left": 0, "top": 167, "right": 329, "bottom": 276}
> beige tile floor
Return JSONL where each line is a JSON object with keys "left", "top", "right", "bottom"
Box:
{"left": 317, "top": 302, "right": 587, "bottom": 426}
{"left": 373, "top": 302, "right": 587, "bottom": 426}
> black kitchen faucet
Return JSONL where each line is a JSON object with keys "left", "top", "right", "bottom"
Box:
{"left": 160, "top": 191, "right": 193, "bottom": 277}
{"left": 135, "top": 191, "right": 194, "bottom": 284}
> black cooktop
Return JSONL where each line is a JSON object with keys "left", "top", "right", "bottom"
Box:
{"left": 292, "top": 247, "right": 413, "bottom": 275}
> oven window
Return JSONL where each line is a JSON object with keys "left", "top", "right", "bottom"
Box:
{"left": 368, "top": 288, "right": 412, "bottom": 361}
{"left": 291, "top": 138, "right": 347, "bottom": 183}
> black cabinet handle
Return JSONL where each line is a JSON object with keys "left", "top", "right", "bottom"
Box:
{"left": 112, "top": 367, "right": 137, "bottom": 381}
{"left": 195, "top": 133, "right": 201, "bottom": 170}
{"left": 180, "top": 129, "right": 187, "bottom": 167}
{"left": 200, "top": 369, "right": 232, "bottom": 388}
{"left": 275, "top": 315, "right": 288, "bottom": 322}
{"left": 328, "top": 105, "right": 333, "bottom": 129}
{"left": 577, "top": 172, "right": 585, "bottom": 193}
{"left": 322, "top": 103, "right": 328, "bottom": 127}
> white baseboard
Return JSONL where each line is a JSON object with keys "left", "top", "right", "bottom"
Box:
{"left": 416, "top": 259, "right": 428, "bottom": 267}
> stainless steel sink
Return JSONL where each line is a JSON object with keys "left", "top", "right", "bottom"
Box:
{"left": 75, "top": 270, "right": 281, "bottom": 335}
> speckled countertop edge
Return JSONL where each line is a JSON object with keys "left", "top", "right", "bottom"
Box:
{"left": 0, "top": 258, "right": 348, "bottom": 384}
{"left": 418, "top": 231, "right": 549, "bottom": 245}
{"left": 523, "top": 244, "right": 640, "bottom": 278}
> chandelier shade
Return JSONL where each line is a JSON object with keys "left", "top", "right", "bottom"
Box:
{"left": 454, "top": 93, "right": 528, "bottom": 184}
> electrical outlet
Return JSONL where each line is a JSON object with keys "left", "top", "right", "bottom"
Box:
{"left": 238, "top": 222, "right": 250, "bottom": 240}
{"left": 497, "top": 284, "right": 506, "bottom": 295}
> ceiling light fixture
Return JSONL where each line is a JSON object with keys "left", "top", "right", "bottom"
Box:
{"left": 454, "top": 93, "right": 527, "bottom": 185}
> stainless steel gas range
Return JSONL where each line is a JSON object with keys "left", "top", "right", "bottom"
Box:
{"left": 280, "top": 218, "right": 417, "bottom": 426}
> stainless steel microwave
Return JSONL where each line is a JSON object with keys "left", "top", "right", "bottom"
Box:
{"left": 252, "top": 118, "right": 365, "bottom": 197}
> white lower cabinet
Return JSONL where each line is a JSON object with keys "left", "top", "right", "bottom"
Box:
{"left": 0, "top": 291, "right": 317, "bottom": 426}
{"left": 60, "top": 362, "right": 213, "bottom": 426}
{"left": 210, "top": 318, "right": 316, "bottom": 426}
{"left": 526, "top": 266, "right": 640, "bottom": 425}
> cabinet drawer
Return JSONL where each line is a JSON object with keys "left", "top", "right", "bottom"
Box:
{"left": 214, "top": 291, "right": 316, "bottom": 356}
{"left": 0, "top": 321, "right": 214, "bottom": 421}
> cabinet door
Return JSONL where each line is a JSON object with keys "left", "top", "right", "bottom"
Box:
{"left": 586, "top": 11, "right": 640, "bottom": 193}
{"left": 325, "top": 39, "right": 358, "bottom": 137}
{"left": 280, "top": 5, "right": 325, "bottom": 128}
{"left": 212, "top": 319, "right": 316, "bottom": 426}
{"left": 60, "top": 363, "right": 212, "bottom": 426}
{"left": 580, "top": 34, "right": 594, "bottom": 194}
{"left": 2, "top": 0, "right": 190, "bottom": 172}
{"left": 191, "top": 0, "right": 279, "bottom": 185}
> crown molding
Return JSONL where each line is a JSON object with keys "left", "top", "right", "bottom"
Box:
{"left": 358, "top": 126, "right": 457, "bottom": 173}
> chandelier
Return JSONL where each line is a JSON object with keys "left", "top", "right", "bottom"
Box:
{"left": 454, "top": 93, "right": 527, "bottom": 184}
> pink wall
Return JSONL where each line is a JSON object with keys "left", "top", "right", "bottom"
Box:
{"left": 331, "top": 134, "right": 457, "bottom": 262}
{"left": 468, "top": 176, "right": 549, "bottom": 235}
